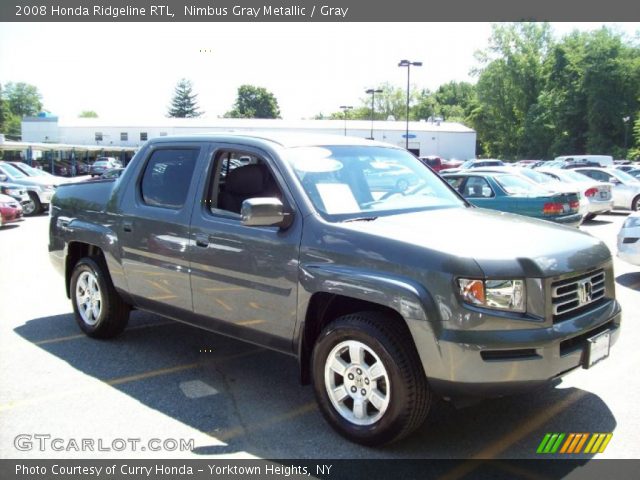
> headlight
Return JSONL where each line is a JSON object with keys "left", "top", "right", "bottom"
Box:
{"left": 458, "top": 278, "right": 526, "bottom": 312}
{"left": 623, "top": 216, "right": 640, "bottom": 228}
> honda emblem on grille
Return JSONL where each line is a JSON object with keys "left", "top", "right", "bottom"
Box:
{"left": 577, "top": 279, "right": 593, "bottom": 305}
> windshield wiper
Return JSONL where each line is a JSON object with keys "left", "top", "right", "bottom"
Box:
{"left": 343, "top": 216, "right": 379, "bottom": 222}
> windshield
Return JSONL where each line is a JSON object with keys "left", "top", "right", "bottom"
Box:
{"left": 612, "top": 169, "right": 640, "bottom": 184}
{"left": 493, "top": 174, "right": 550, "bottom": 196}
{"left": 0, "top": 163, "right": 27, "bottom": 179}
{"left": 94, "top": 161, "right": 108, "bottom": 166}
{"left": 283, "top": 145, "right": 465, "bottom": 220}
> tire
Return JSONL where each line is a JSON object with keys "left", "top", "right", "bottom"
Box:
{"left": 311, "top": 312, "right": 431, "bottom": 446}
{"left": 583, "top": 213, "right": 596, "bottom": 222}
{"left": 27, "top": 192, "right": 42, "bottom": 215}
{"left": 22, "top": 198, "right": 37, "bottom": 216}
{"left": 632, "top": 196, "right": 640, "bottom": 212}
{"left": 70, "top": 257, "right": 130, "bottom": 338}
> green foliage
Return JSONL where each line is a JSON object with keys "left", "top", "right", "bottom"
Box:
{"left": 224, "top": 85, "right": 280, "bottom": 119}
{"left": 167, "top": 79, "right": 204, "bottom": 118}
{"left": 3, "top": 82, "right": 43, "bottom": 117}
{"left": 78, "top": 110, "right": 98, "bottom": 118}
{"left": 0, "top": 82, "right": 44, "bottom": 138}
{"left": 471, "top": 24, "right": 640, "bottom": 159}
{"left": 472, "top": 23, "right": 553, "bottom": 159}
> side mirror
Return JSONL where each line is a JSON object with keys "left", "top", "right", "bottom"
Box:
{"left": 610, "top": 178, "right": 621, "bottom": 185}
{"left": 0, "top": 174, "right": 7, "bottom": 182}
{"left": 241, "top": 198, "right": 292, "bottom": 228}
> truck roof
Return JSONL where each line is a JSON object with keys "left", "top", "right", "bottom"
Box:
{"left": 146, "top": 131, "right": 400, "bottom": 150}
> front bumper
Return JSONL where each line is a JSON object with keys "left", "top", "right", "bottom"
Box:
{"left": 617, "top": 233, "right": 640, "bottom": 266}
{"left": 425, "top": 299, "right": 621, "bottom": 398}
{"left": 39, "top": 190, "right": 55, "bottom": 204}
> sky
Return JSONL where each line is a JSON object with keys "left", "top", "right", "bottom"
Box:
{"left": 0, "top": 22, "right": 638, "bottom": 121}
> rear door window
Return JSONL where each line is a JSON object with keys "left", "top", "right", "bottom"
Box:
{"left": 140, "top": 148, "right": 199, "bottom": 209}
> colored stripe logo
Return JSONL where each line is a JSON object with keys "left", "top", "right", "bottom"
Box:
{"left": 537, "top": 433, "right": 612, "bottom": 454}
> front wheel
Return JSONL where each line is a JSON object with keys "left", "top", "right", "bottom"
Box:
{"left": 26, "top": 192, "right": 42, "bottom": 215}
{"left": 70, "top": 257, "right": 129, "bottom": 338}
{"left": 311, "top": 312, "right": 431, "bottom": 446}
{"left": 632, "top": 195, "right": 640, "bottom": 212}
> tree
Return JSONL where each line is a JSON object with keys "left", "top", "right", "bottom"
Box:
{"left": 79, "top": 110, "right": 98, "bottom": 118}
{"left": 224, "top": 85, "right": 280, "bottom": 119}
{"left": 3, "top": 82, "right": 43, "bottom": 117}
{"left": 471, "top": 22, "right": 553, "bottom": 158}
{"left": 167, "top": 79, "right": 204, "bottom": 118}
{"left": 1, "top": 82, "right": 44, "bottom": 138}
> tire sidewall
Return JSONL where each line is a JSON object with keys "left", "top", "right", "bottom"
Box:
{"left": 26, "top": 192, "right": 42, "bottom": 216}
{"left": 70, "top": 258, "right": 110, "bottom": 335}
{"left": 311, "top": 320, "right": 413, "bottom": 445}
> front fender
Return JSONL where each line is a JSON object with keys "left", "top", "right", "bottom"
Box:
{"left": 296, "top": 264, "right": 445, "bottom": 380}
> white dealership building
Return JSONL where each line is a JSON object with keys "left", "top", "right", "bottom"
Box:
{"left": 21, "top": 116, "right": 476, "bottom": 160}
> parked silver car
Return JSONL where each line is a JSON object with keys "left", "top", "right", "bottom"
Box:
{"left": 0, "top": 161, "right": 60, "bottom": 214}
{"left": 574, "top": 168, "right": 640, "bottom": 211}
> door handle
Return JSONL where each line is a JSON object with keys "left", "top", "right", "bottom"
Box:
{"left": 123, "top": 221, "right": 133, "bottom": 232}
{"left": 195, "top": 233, "right": 209, "bottom": 248}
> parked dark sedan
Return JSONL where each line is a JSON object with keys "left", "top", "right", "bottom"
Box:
{"left": 442, "top": 171, "right": 582, "bottom": 226}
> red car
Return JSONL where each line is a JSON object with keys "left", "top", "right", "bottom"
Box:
{"left": 0, "top": 193, "right": 23, "bottom": 227}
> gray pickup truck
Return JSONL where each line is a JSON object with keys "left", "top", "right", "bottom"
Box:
{"left": 49, "top": 133, "right": 621, "bottom": 445}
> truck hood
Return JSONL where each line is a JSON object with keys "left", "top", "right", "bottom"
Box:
{"left": 338, "top": 206, "right": 610, "bottom": 277}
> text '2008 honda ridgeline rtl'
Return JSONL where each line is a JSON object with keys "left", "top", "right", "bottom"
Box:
{"left": 49, "top": 133, "right": 621, "bottom": 445}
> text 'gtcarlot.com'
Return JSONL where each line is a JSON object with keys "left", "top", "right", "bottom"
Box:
{"left": 14, "top": 434, "right": 195, "bottom": 452}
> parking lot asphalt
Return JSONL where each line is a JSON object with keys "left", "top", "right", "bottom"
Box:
{"left": 0, "top": 213, "right": 639, "bottom": 463}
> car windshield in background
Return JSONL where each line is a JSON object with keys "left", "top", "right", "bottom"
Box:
{"left": 94, "top": 161, "right": 109, "bottom": 167}
{"left": 0, "top": 163, "right": 27, "bottom": 179}
{"left": 552, "top": 170, "right": 593, "bottom": 182}
{"left": 493, "top": 174, "right": 550, "bottom": 196}
{"left": 612, "top": 169, "right": 640, "bottom": 183}
{"left": 283, "top": 145, "right": 465, "bottom": 220}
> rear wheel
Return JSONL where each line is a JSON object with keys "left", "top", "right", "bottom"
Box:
{"left": 312, "top": 312, "right": 430, "bottom": 446}
{"left": 583, "top": 213, "right": 596, "bottom": 222}
{"left": 632, "top": 196, "right": 640, "bottom": 212}
{"left": 70, "top": 257, "right": 129, "bottom": 338}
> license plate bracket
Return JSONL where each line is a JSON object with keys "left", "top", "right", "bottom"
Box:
{"left": 584, "top": 330, "right": 611, "bottom": 368}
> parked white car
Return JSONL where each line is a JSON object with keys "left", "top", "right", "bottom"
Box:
{"left": 617, "top": 212, "right": 640, "bottom": 266}
{"left": 574, "top": 168, "right": 640, "bottom": 211}
{"left": 555, "top": 155, "right": 614, "bottom": 167}
{"left": 536, "top": 168, "right": 614, "bottom": 221}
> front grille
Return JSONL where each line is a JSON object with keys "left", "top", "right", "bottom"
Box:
{"left": 551, "top": 269, "right": 606, "bottom": 321}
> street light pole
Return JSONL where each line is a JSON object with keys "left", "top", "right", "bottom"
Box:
{"left": 398, "top": 59, "right": 422, "bottom": 150}
{"left": 366, "top": 88, "right": 383, "bottom": 140}
{"left": 623, "top": 116, "right": 631, "bottom": 151}
{"left": 340, "top": 105, "right": 353, "bottom": 136}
